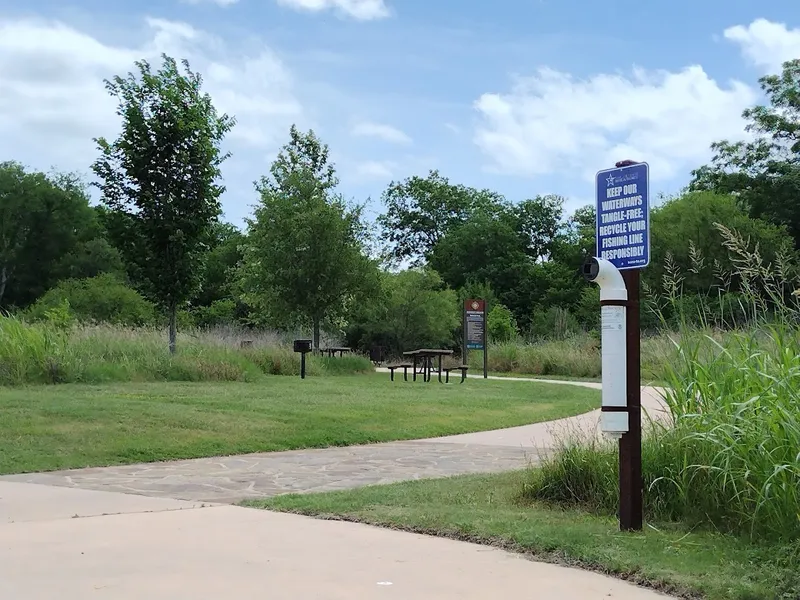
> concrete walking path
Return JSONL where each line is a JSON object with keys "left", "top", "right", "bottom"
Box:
{"left": 0, "top": 481, "right": 670, "bottom": 599}
{"left": 0, "top": 376, "right": 673, "bottom": 599}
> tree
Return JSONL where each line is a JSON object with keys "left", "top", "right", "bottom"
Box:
{"left": 0, "top": 162, "right": 100, "bottom": 309}
{"left": 92, "top": 54, "right": 235, "bottom": 352}
{"left": 377, "top": 170, "right": 506, "bottom": 264}
{"left": 346, "top": 269, "right": 459, "bottom": 354}
{"left": 428, "top": 209, "right": 530, "bottom": 298}
{"left": 648, "top": 191, "right": 792, "bottom": 294}
{"left": 241, "top": 127, "right": 376, "bottom": 350}
{"left": 513, "top": 195, "right": 565, "bottom": 261}
{"left": 690, "top": 59, "right": 800, "bottom": 247}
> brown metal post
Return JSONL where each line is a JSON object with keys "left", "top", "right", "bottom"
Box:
{"left": 619, "top": 269, "right": 643, "bottom": 531}
{"left": 483, "top": 301, "right": 488, "bottom": 379}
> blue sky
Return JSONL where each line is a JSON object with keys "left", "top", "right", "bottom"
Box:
{"left": 0, "top": 0, "right": 799, "bottom": 227}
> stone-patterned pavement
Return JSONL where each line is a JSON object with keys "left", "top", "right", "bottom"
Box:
{"left": 2, "top": 441, "right": 544, "bottom": 504}
{"left": 1, "top": 380, "right": 666, "bottom": 505}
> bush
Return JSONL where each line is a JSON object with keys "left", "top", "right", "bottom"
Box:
{"left": 488, "top": 336, "right": 600, "bottom": 378}
{"left": 524, "top": 327, "right": 800, "bottom": 542}
{"left": 487, "top": 304, "right": 518, "bottom": 343}
{"left": 26, "top": 274, "right": 156, "bottom": 327}
{"left": 193, "top": 299, "right": 237, "bottom": 328}
{"left": 529, "top": 306, "right": 581, "bottom": 340}
{"left": 0, "top": 317, "right": 374, "bottom": 385}
{"left": 346, "top": 269, "right": 459, "bottom": 356}
{"left": 522, "top": 226, "right": 800, "bottom": 544}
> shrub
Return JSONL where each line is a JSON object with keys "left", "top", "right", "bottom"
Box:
{"left": 26, "top": 274, "right": 156, "bottom": 327}
{"left": 529, "top": 306, "right": 581, "bottom": 340}
{"left": 522, "top": 226, "right": 800, "bottom": 543}
{"left": 487, "top": 304, "right": 518, "bottom": 343}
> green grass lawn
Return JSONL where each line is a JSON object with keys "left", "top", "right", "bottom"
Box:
{"left": 0, "top": 374, "right": 598, "bottom": 475}
{"left": 249, "top": 471, "right": 799, "bottom": 600}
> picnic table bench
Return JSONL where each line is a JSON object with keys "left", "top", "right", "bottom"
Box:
{"left": 403, "top": 349, "right": 454, "bottom": 383}
{"left": 322, "top": 346, "right": 352, "bottom": 358}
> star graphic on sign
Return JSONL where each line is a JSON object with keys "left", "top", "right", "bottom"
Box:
{"left": 606, "top": 174, "right": 615, "bottom": 186}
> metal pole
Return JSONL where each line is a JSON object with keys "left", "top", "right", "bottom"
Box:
{"left": 462, "top": 302, "right": 468, "bottom": 367}
{"left": 483, "top": 302, "right": 488, "bottom": 379}
{"left": 301, "top": 352, "right": 306, "bottom": 380}
{"left": 619, "top": 268, "right": 643, "bottom": 531}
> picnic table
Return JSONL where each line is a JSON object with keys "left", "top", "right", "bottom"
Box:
{"left": 323, "top": 346, "right": 352, "bottom": 358}
{"left": 403, "top": 349, "right": 453, "bottom": 383}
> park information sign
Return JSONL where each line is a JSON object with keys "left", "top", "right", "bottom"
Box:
{"left": 465, "top": 299, "right": 486, "bottom": 350}
{"left": 463, "top": 299, "right": 488, "bottom": 378}
{"left": 595, "top": 162, "right": 650, "bottom": 270}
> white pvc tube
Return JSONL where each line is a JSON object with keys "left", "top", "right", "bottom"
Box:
{"left": 600, "top": 304, "right": 628, "bottom": 438}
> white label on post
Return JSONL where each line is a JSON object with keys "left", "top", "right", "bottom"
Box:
{"left": 602, "top": 305, "right": 624, "bottom": 330}
{"left": 600, "top": 304, "right": 627, "bottom": 411}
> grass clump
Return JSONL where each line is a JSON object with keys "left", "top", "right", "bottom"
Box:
{"left": 0, "top": 317, "right": 373, "bottom": 385}
{"left": 523, "top": 226, "right": 800, "bottom": 547}
{"left": 251, "top": 470, "right": 797, "bottom": 600}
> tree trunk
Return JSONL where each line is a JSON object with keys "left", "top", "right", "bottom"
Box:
{"left": 0, "top": 265, "right": 7, "bottom": 308}
{"left": 168, "top": 302, "right": 177, "bottom": 355}
{"left": 313, "top": 318, "right": 321, "bottom": 354}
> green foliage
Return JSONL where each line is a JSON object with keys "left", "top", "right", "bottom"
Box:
{"left": 377, "top": 170, "right": 506, "bottom": 264}
{"left": 512, "top": 195, "right": 565, "bottom": 261}
{"left": 648, "top": 191, "right": 792, "bottom": 294}
{"left": 486, "top": 304, "right": 518, "bottom": 343}
{"left": 92, "top": 54, "right": 235, "bottom": 353}
{"left": 524, "top": 228, "right": 800, "bottom": 544}
{"left": 691, "top": 58, "right": 800, "bottom": 248}
{"left": 193, "top": 222, "right": 245, "bottom": 308}
{"left": 241, "top": 127, "right": 377, "bottom": 349}
{"left": 529, "top": 306, "right": 581, "bottom": 340}
{"left": 193, "top": 299, "right": 237, "bottom": 328}
{"left": 0, "top": 162, "right": 104, "bottom": 309}
{"left": 0, "top": 316, "right": 372, "bottom": 386}
{"left": 26, "top": 274, "right": 157, "bottom": 327}
{"left": 347, "top": 269, "right": 459, "bottom": 355}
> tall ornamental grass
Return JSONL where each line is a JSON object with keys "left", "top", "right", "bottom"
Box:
{"left": 522, "top": 226, "right": 800, "bottom": 543}
{"left": 0, "top": 319, "right": 373, "bottom": 386}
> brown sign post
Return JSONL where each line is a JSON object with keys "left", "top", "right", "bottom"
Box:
{"left": 594, "top": 158, "right": 649, "bottom": 532}
{"left": 464, "top": 299, "right": 488, "bottom": 379}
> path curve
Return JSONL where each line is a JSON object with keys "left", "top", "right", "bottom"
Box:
{"left": 0, "top": 482, "right": 669, "bottom": 599}
{"left": 2, "top": 377, "right": 669, "bottom": 503}
{"left": 0, "top": 377, "right": 674, "bottom": 599}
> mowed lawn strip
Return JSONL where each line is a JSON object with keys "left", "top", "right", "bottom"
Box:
{"left": 249, "top": 471, "right": 797, "bottom": 600}
{"left": 0, "top": 374, "right": 598, "bottom": 474}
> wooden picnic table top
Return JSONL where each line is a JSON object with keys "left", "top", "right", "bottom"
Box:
{"left": 323, "top": 346, "right": 352, "bottom": 352}
{"left": 403, "top": 349, "right": 454, "bottom": 356}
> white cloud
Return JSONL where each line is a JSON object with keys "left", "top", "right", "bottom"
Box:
{"left": 723, "top": 19, "right": 800, "bottom": 73}
{"left": 0, "top": 16, "right": 303, "bottom": 223}
{"left": 351, "top": 121, "right": 411, "bottom": 144}
{"left": 353, "top": 160, "right": 396, "bottom": 180}
{"left": 275, "top": 0, "right": 390, "bottom": 20}
{"left": 473, "top": 64, "right": 756, "bottom": 182}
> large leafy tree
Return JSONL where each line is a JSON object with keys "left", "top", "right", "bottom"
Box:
{"left": 241, "top": 127, "right": 377, "bottom": 350}
{"left": 647, "top": 191, "right": 792, "bottom": 294}
{"left": 345, "top": 269, "right": 459, "bottom": 354}
{"left": 690, "top": 59, "right": 800, "bottom": 247}
{"left": 192, "top": 221, "right": 245, "bottom": 308}
{"left": 377, "top": 170, "right": 506, "bottom": 264}
{"left": 0, "top": 162, "right": 102, "bottom": 309}
{"left": 513, "top": 195, "right": 565, "bottom": 261}
{"left": 92, "top": 54, "right": 235, "bottom": 352}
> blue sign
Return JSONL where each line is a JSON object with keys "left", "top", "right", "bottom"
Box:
{"left": 595, "top": 162, "right": 650, "bottom": 270}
